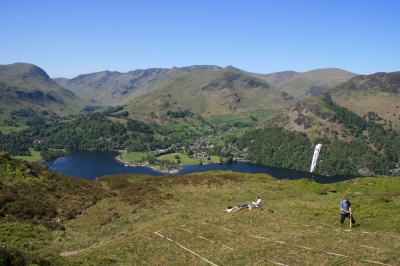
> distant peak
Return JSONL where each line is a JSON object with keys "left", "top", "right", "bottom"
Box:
{"left": 28, "top": 65, "right": 51, "bottom": 81}
{"left": 177, "top": 65, "right": 222, "bottom": 72}
{"left": 224, "top": 65, "right": 243, "bottom": 72}
{"left": 0, "top": 62, "right": 51, "bottom": 82}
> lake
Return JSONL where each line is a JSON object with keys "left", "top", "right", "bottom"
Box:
{"left": 39, "top": 150, "right": 356, "bottom": 184}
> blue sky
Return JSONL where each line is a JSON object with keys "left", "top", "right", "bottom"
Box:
{"left": 1, "top": 0, "right": 399, "bottom": 78}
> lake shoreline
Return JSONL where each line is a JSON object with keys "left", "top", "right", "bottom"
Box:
{"left": 38, "top": 150, "right": 359, "bottom": 184}
{"left": 114, "top": 153, "right": 226, "bottom": 174}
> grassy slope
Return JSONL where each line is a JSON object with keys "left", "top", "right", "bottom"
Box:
{"left": 0, "top": 126, "right": 29, "bottom": 134}
{"left": 0, "top": 63, "right": 88, "bottom": 121}
{"left": 1, "top": 153, "right": 400, "bottom": 265}
{"left": 54, "top": 68, "right": 172, "bottom": 106}
{"left": 331, "top": 89, "right": 400, "bottom": 129}
{"left": 14, "top": 148, "right": 42, "bottom": 162}
{"left": 253, "top": 68, "right": 358, "bottom": 100}
{"left": 124, "top": 69, "right": 293, "bottom": 123}
{"left": 53, "top": 174, "right": 400, "bottom": 265}
{"left": 330, "top": 71, "right": 400, "bottom": 129}
{"left": 264, "top": 96, "right": 348, "bottom": 142}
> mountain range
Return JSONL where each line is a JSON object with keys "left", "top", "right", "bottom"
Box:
{"left": 54, "top": 65, "right": 358, "bottom": 107}
{"left": 1, "top": 62, "right": 399, "bottom": 132}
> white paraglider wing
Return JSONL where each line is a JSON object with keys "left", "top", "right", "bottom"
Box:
{"left": 310, "top": 144, "right": 322, "bottom": 173}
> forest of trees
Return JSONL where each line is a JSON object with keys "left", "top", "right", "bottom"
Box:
{"left": 0, "top": 113, "right": 176, "bottom": 156}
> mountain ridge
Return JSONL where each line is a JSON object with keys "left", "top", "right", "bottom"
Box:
{"left": 122, "top": 68, "right": 293, "bottom": 123}
{"left": 53, "top": 65, "right": 357, "bottom": 106}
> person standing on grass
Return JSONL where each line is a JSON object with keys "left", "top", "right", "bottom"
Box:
{"left": 251, "top": 196, "right": 262, "bottom": 210}
{"left": 340, "top": 196, "right": 357, "bottom": 228}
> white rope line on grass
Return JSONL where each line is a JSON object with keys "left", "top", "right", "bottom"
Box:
{"left": 251, "top": 233, "right": 351, "bottom": 259}
{"left": 325, "top": 252, "right": 348, "bottom": 257}
{"left": 197, "top": 235, "right": 215, "bottom": 243}
{"left": 361, "top": 245, "right": 381, "bottom": 250}
{"left": 187, "top": 227, "right": 269, "bottom": 252}
{"left": 255, "top": 259, "right": 289, "bottom": 266}
{"left": 222, "top": 244, "right": 235, "bottom": 250}
{"left": 201, "top": 223, "right": 393, "bottom": 265}
{"left": 221, "top": 227, "right": 236, "bottom": 232}
{"left": 254, "top": 258, "right": 268, "bottom": 264}
{"left": 249, "top": 230, "right": 394, "bottom": 264}
{"left": 272, "top": 262, "right": 289, "bottom": 266}
{"left": 181, "top": 227, "right": 216, "bottom": 243}
{"left": 251, "top": 232, "right": 350, "bottom": 258}
{"left": 361, "top": 259, "right": 390, "bottom": 265}
{"left": 249, "top": 234, "right": 269, "bottom": 240}
{"left": 293, "top": 245, "right": 314, "bottom": 250}
{"left": 250, "top": 235, "right": 286, "bottom": 245}
{"left": 155, "top": 231, "right": 218, "bottom": 266}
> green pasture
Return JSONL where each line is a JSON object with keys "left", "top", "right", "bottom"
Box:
{"left": 163, "top": 123, "right": 187, "bottom": 131}
{"left": 119, "top": 152, "right": 150, "bottom": 164}
{"left": 14, "top": 148, "right": 42, "bottom": 162}
{"left": 171, "top": 131, "right": 186, "bottom": 138}
{"left": 0, "top": 126, "right": 29, "bottom": 134}
{"left": 208, "top": 109, "right": 284, "bottom": 125}
{"left": 250, "top": 108, "right": 285, "bottom": 122}
{"left": 157, "top": 153, "right": 221, "bottom": 165}
{"left": 157, "top": 153, "right": 198, "bottom": 164}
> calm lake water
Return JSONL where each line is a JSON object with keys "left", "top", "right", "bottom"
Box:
{"left": 39, "top": 150, "right": 356, "bottom": 184}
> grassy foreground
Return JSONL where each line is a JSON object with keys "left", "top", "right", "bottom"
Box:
{"left": 63, "top": 174, "right": 400, "bottom": 265}
{"left": 1, "top": 153, "right": 400, "bottom": 265}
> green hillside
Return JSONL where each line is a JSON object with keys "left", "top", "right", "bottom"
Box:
{"left": 54, "top": 66, "right": 357, "bottom": 110}
{"left": 53, "top": 65, "right": 223, "bottom": 106}
{"left": 247, "top": 73, "right": 400, "bottom": 175}
{"left": 123, "top": 68, "right": 294, "bottom": 123}
{"left": 1, "top": 153, "right": 399, "bottom": 265}
{"left": 252, "top": 68, "right": 358, "bottom": 99}
{"left": 0, "top": 63, "right": 88, "bottom": 126}
{"left": 330, "top": 71, "right": 400, "bottom": 128}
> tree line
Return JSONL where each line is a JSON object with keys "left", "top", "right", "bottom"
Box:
{"left": 0, "top": 112, "right": 175, "bottom": 156}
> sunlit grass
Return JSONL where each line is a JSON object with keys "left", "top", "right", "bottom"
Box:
{"left": 2, "top": 165, "right": 400, "bottom": 265}
{"left": 49, "top": 173, "right": 400, "bottom": 265}
{"left": 119, "top": 151, "right": 150, "bottom": 163}
{"left": 14, "top": 148, "right": 42, "bottom": 162}
{"left": 0, "top": 125, "right": 29, "bottom": 134}
{"left": 157, "top": 152, "right": 219, "bottom": 165}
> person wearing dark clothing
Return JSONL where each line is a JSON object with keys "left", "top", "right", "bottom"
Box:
{"left": 339, "top": 196, "right": 357, "bottom": 228}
